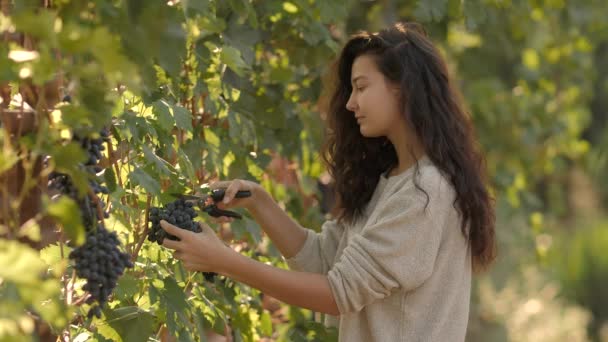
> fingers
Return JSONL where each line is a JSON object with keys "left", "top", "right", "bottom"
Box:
{"left": 212, "top": 216, "right": 234, "bottom": 224}
{"left": 223, "top": 179, "right": 244, "bottom": 204}
{"left": 208, "top": 181, "right": 232, "bottom": 190}
{"left": 209, "top": 179, "right": 250, "bottom": 204}
{"left": 162, "top": 237, "right": 181, "bottom": 250}
{"left": 160, "top": 220, "right": 187, "bottom": 240}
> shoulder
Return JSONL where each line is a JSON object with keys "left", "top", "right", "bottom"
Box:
{"left": 387, "top": 160, "right": 454, "bottom": 202}
{"left": 383, "top": 161, "right": 456, "bottom": 219}
{"left": 416, "top": 162, "right": 455, "bottom": 201}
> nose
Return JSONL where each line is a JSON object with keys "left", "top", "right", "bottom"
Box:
{"left": 346, "top": 91, "right": 357, "bottom": 112}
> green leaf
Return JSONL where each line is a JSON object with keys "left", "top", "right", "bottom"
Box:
{"left": 152, "top": 100, "right": 176, "bottom": 131}
{"left": 177, "top": 149, "right": 196, "bottom": 184}
{"left": 103, "top": 306, "right": 157, "bottom": 342}
{"left": 142, "top": 144, "right": 172, "bottom": 175}
{"left": 0, "top": 241, "right": 69, "bottom": 330}
{"left": 260, "top": 310, "right": 272, "bottom": 337}
{"left": 160, "top": 277, "right": 191, "bottom": 339}
{"left": 46, "top": 197, "right": 85, "bottom": 245}
{"left": 220, "top": 45, "right": 249, "bottom": 76}
{"left": 162, "top": 277, "right": 189, "bottom": 313}
{"left": 39, "top": 243, "right": 65, "bottom": 269}
{"left": 51, "top": 142, "right": 87, "bottom": 170}
{"left": 414, "top": 0, "right": 448, "bottom": 22}
{"left": 230, "top": 217, "right": 262, "bottom": 244}
{"left": 172, "top": 104, "right": 193, "bottom": 131}
{"left": 114, "top": 274, "right": 140, "bottom": 302}
{"left": 463, "top": 0, "right": 488, "bottom": 30}
{"left": 223, "top": 20, "right": 260, "bottom": 65}
{"left": 13, "top": 10, "right": 56, "bottom": 43}
{"left": 90, "top": 331, "right": 114, "bottom": 342}
{"left": 182, "top": 0, "right": 211, "bottom": 15}
{"left": 104, "top": 167, "right": 118, "bottom": 193}
{"left": 157, "top": 20, "right": 186, "bottom": 77}
{"left": 182, "top": 138, "right": 206, "bottom": 169}
{"left": 0, "top": 240, "right": 46, "bottom": 284}
{"left": 96, "top": 323, "right": 121, "bottom": 342}
{"left": 129, "top": 168, "right": 161, "bottom": 195}
{"left": 227, "top": 110, "right": 256, "bottom": 146}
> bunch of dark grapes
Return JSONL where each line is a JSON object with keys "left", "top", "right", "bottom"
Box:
{"left": 48, "top": 172, "right": 78, "bottom": 198}
{"left": 147, "top": 199, "right": 199, "bottom": 244}
{"left": 48, "top": 126, "right": 133, "bottom": 318}
{"left": 69, "top": 224, "right": 134, "bottom": 318}
{"left": 148, "top": 199, "right": 216, "bottom": 281}
{"left": 75, "top": 128, "right": 110, "bottom": 170}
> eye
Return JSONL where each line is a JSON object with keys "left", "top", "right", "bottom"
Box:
{"left": 356, "top": 85, "right": 365, "bottom": 91}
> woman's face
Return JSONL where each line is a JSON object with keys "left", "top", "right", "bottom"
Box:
{"left": 346, "top": 54, "right": 404, "bottom": 138}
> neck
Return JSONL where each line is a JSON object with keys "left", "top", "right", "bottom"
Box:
{"left": 387, "top": 126, "right": 426, "bottom": 176}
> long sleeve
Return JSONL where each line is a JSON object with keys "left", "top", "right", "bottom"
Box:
{"left": 327, "top": 190, "right": 446, "bottom": 314}
{"left": 296, "top": 160, "right": 472, "bottom": 342}
{"left": 285, "top": 219, "right": 343, "bottom": 274}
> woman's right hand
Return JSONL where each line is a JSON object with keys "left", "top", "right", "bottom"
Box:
{"left": 208, "top": 179, "right": 265, "bottom": 223}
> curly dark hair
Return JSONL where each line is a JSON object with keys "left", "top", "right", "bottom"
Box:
{"left": 320, "top": 22, "right": 496, "bottom": 272}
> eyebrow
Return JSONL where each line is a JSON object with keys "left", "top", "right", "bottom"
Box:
{"left": 351, "top": 75, "right": 368, "bottom": 84}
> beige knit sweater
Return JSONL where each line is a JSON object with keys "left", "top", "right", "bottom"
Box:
{"left": 286, "top": 156, "right": 472, "bottom": 341}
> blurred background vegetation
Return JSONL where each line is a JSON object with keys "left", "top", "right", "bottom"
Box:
{"left": 337, "top": 1, "right": 608, "bottom": 341}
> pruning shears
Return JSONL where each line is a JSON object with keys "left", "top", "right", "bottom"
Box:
{"left": 171, "top": 188, "right": 252, "bottom": 219}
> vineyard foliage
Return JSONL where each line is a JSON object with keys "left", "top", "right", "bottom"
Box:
{"left": 1, "top": 0, "right": 607, "bottom": 341}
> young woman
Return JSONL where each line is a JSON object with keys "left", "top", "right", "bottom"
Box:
{"left": 160, "top": 22, "right": 496, "bottom": 341}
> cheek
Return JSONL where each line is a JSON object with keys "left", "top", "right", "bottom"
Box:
{"left": 378, "top": 93, "right": 402, "bottom": 122}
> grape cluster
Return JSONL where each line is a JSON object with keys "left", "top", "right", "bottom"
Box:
{"left": 75, "top": 128, "right": 110, "bottom": 169}
{"left": 69, "top": 225, "right": 133, "bottom": 318}
{"left": 148, "top": 200, "right": 217, "bottom": 281}
{"left": 48, "top": 172, "right": 78, "bottom": 198}
{"left": 48, "top": 127, "right": 132, "bottom": 319}
{"left": 147, "top": 199, "right": 199, "bottom": 244}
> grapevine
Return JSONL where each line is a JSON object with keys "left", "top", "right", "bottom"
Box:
{"left": 49, "top": 126, "right": 133, "bottom": 319}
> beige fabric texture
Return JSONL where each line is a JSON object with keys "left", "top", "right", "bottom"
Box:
{"left": 286, "top": 156, "right": 472, "bottom": 341}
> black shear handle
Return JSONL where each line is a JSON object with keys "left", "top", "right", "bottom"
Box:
{"left": 205, "top": 206, "right": 243, "bottom": 219}
{"left": 210, "top": 189, "right": 252, "bottom": 202}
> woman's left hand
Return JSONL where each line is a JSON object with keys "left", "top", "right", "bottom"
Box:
{"left": 160, "top": 220, "right": 233, "bottom": 273}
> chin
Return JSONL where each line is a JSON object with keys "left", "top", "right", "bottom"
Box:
{"left": 359, "top": 127, "right": 382, "bottom": 138}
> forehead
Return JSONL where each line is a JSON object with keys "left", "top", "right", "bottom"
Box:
{"left": 351, "top": 54, "right": 382, "bottom": 81}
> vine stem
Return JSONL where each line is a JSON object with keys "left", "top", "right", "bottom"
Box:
{"left": 131, "top": 193, "right": 151, "bottom": 261}
{"left": 87, "top": 188, "right": 106, "bottom": 228}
